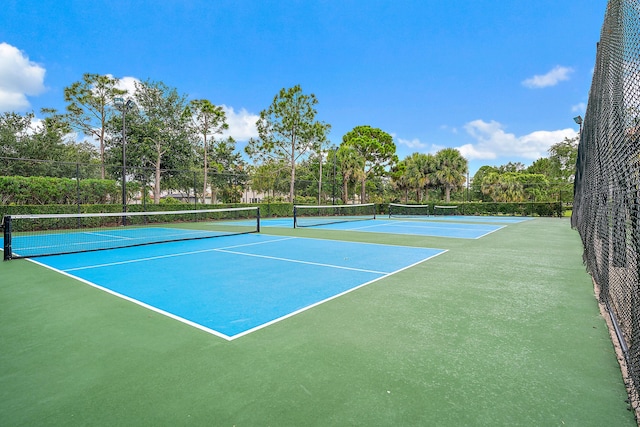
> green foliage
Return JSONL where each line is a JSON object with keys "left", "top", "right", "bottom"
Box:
{"left": 112, "top": 79, "right": 196, "bottom": 204}
{"left": 548, "top": 137, "right": 578, "bottom": 182}
{"left": 456, "top": 202, "right": 563, "bottom": 217}
{"left": 158, "top": 196, "right": 182, "bottom": 205}
{"left": 336, "top": 144, "right": 365, "bottom": 203}
{"left": 0, "top": 176, "right": 119, "bottom": 205}
{"left": 434, "top": 148, "right": 468, "bottom": 202}
{"left": 246, "top": 84, "right": 331, "bottom": 202}
{"left": 64, "top": 73, "right": 126, "bottom": 179}
{"left": 393, "top": 152, "right": 436, "bottom": 203}
{"left": 341, "top": 125, "right": 397, "bottom": 203}
{"left": 187, "top": 99, "right": 229, "bottom": 203}
{"left": 0, "top": 110, "right": 99, "bottom": 178}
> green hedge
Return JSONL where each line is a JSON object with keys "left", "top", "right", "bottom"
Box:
{"left": 458, "top": 202, "right": 563, "bottom": 217}
{"left": 0, "top": 202, "right": 295, "bottom": 221}
{"left": 0, "top": 176, "right": 120, "bottom": 205}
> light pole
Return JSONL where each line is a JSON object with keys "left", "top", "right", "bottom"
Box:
{"left": 332, "top": 146, "right": 337, "bottom": 205}
{"left": 318, "top": 149, "right": 326, "bottom": 205}
{"left": 573, "top": 115, "right": 583, "bottom": 135}
{"left": 114, "top": 97, "right": 135, "bottom": 225}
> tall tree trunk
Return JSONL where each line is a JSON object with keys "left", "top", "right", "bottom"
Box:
{"left": 343, "top": 175, "right": 349, "bottom": 204}
{"left": 154, "top": 154, "right": 161, "bottom": 204}
{"left": 289, "top": 141, "right": 296, "bottom": 203}
{"left": 99, "top": 128, "right": 105, "bottom": 179}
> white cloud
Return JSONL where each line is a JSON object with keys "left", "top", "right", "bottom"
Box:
{"left": 522, "top": 65, "right": 573, "bottom": 89}
{"left": 0, "top": 43, "right": 46, "bottom": 112}
{"left": 104, "top": 74, "right": 140, "bottom": 96}
{"left": 221, "top": 105, "right": 259, "bottom": 141}
{"left": 116, "top": 76, "right": 140, "bottom": 95}
{"left": 456, "top": 143, "right": 497, "bottom": 160}
{"left": 458, "top": 119, "right": 577, "bottom": 160}
{"left": 397, "top": 137, "right": 427, "bottom": 149}
{"left": 572, "top": 102, "right": 586, "bottom": 112}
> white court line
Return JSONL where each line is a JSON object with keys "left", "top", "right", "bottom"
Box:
{"left": 82, "top": 231, "right": 134, "bottom": 240}
{"left": 63, "top": 236, "right": 296, "bottom": 272}
{"left": 472, "top": 225, "right": 507, "bottom": 239}
{"left": 216, "top": 248, "right": 390, "bottom": 275}
{"left": 338, "top": 220, "right": 506, "bottom": 239}
{"left": 229, "top": 249, "right": 448, "bottom": 340}
{"left": 27, "top": 258, "right": 234, "bottom": 341}
{"left": 26, "top": 238, "right": 448, "bottom": 341}
{"left": 390, "top": 221, "right": 499, "bottom": 232}
{"left": 348, "top": 220, "right": 498, "bottom": 232}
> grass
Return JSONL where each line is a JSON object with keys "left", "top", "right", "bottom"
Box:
{"left": 0, "top": 217, "right": 634, "bottom": 426}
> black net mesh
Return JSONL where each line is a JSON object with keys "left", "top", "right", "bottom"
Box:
{"left": 3, "top": 207, "right": 260, "bottom": 259}
{"left": 293, "top": 203, "right": 376, "bottom": 228}
{"left": 572, "top": 0, "right": 640, "bottom": 411}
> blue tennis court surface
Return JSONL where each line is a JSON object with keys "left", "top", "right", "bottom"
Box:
{"left": 32, "top": 234, "right": 445, "bottom": 340}
{"left": 302, "top": 219, "right": 505, "bottom": 239}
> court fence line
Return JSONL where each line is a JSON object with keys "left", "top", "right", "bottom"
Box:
{"left": 572, "top": 0, "right": 640, "bottom": 417}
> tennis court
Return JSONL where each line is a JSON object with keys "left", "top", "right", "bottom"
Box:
{"left": 296, "top": 218, "right": 505, "bottom": 239}
{"left": 30, "top": 233, "right": 445, "bottom": 339}
{"left": 1, "top": 216, "right": 635, "bottom": 425}
{"left": 407, "top": 215, "right": 533, "bottom": 224}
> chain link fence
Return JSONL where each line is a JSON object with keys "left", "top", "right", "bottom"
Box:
{"left": 572, "top": 0, "right": 640, "bottom": 414}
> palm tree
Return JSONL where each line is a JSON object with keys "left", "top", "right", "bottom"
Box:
{"left": 337, "top": 144, "right": 365, "bottom": 203}
{"left": 434, "top": 148, "right": 468, "bottom": 202}
{"left": 406, "top": 152, "right": 436, "bottom": 202}
{"left": 390, "top": 161, "right": 410, "bottom": 202}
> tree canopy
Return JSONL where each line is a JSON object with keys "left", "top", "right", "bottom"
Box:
{"left": 64, "top": 73, "right": 126, "bottom": 179}
{"left": 245, "top": 84, "right": 330, "bottom": 202}
{"left": 341, "top": 125, "right": 397, "bottom": 203}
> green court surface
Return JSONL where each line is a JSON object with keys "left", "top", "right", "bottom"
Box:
{"left": 1, "top": 218, "right": 635, "bottom": 426}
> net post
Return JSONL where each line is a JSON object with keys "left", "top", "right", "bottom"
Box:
{"left": 3, "top": 216, "right": 12, "bottom": 261}
{"left": 256, "top": 206, "right": 261, "bottom": 232}
{"left": 293, "top": 205, "right": 298, "bottom": 228}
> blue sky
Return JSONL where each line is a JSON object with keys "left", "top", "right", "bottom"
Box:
{"left": 0, "top": 0, "right": 606, "bottom": 176}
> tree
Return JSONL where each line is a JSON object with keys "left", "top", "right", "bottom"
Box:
{"left": 434, "top": 148, "right": 467, "bottom": 202}
{"left": 0, "top": 109, "right": 97, "bottom": 178}
{"left": 186, "top": 99, "right": 228, "bottom": 203}
{"left": 403, "top": 152, "right": 436, "bottom": 203}
{"left": 245, "top": 85, "right": 330, "bottom": 202}
{"left": 64, "top": 73, "right": 126, "bottom": 179}
{"left": 480, "top": 171, "right": 523, "bottom": 202}
{"left": 548, "top": 136, "right": 578, "bottom": 182}
{"left": 248, "top": 160, "right": 290, "bottom": 201}
{"left": 342, "top": 125, "right": 397, "bottom": 203}
{"left": 497, "top": 161, "right": 525, "bottom": 173}
{"left": 527, "top": 157, "right": 554, "bottom": 176}
{"left": 208, "top": 136, "right": 247, "bottom": 203}
{"left": 390, "top": 160, "right": 410, "bottom": 202}
{"left": 471, "top": 165, "right": 498, "bottom": 201}
{"left": 108, "top": 81, "right": 196, "bottom": 203}
{"left": 336, "top": 144, "right": 365, "bottom": 203}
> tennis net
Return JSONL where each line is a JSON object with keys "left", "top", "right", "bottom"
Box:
{"left": 2, "top": 206, "right": 260, "bottom": 260}
{"left": 293, "top": 203, "right": 376, "bottom": 228}
{"left": 388, "top": 203, "right": 430, "bottom": 218}
{"left": 433, "top": 205, "right": 459, "bottom": 216}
